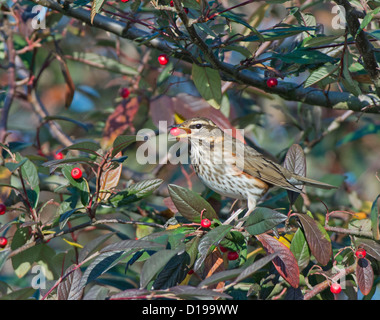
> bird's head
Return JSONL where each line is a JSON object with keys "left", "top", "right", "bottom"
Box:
{"left": 170, "top": 117, "right": 222, "bottom": 141}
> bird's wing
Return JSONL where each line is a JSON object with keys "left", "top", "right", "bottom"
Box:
{"left": 229, "top": 140, "right": 303, "bottom": 193}
{"left": 241, "top": 155, "right": 304, "bottom": 193}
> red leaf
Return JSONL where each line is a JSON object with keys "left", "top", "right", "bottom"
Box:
{"left": 256, "top": 233, "right": 300, "bottom": 288}
{"left": 356, "top": 258, "right": 374, "bottom": 296}
{"left": 101, "top": 97, "right": 140, "bottom": 148}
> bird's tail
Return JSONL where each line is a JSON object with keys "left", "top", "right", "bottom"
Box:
{"left": 293, "top": 175, "right": 337, "bottom": 190}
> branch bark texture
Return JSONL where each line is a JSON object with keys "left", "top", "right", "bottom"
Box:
{"left": 28, "top": 0, "right": 380, "bottom": 113}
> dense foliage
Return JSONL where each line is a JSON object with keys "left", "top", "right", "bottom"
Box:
{"left": 0, "top": 0, "right": 380, "bottom": 301}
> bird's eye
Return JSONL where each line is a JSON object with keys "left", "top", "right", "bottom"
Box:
{"left": 195, "top": 124, "right": 202, "bottom": 129}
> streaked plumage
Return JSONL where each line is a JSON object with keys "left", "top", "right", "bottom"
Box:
{"left": 175, "top": 117, "right": 336, "bottom": 223}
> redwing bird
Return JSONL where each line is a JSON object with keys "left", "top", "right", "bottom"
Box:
{"left": 172, "top": 117, "right": 336, "bottom": 224}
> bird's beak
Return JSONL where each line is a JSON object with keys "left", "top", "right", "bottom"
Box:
{"left": 168, "top": 124, "right": 192, "bottom": 139}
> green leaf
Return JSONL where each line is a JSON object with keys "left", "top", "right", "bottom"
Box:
{"left": 59, "top": 208, "right": 83, "bottom": 229}
{"left": 194, "top": 225, "right": 232, "bottom": 271}
{"left": 242, "top": 26, "right": 317, "bottom": 42}
{"left": 43, "top": 115, "right": 89, "bottom": 132}
{"left": 336, "top": 123, "right": 380, "bottom": 147}
{"left": 294, "top": 213, "right": 331, "bottom": 266}
{"left": 61, "top": 165, "right": 89, "bottom": 193}
{"left": 245, "top": 207, "right": 287, "bottom": 235}
{"left": 220, "top": 11, "right": 263, "bottom": 39}
{"left": 168, "top": 184, "right": 217, "bottom": 222}
{"left": 17, "top": 154, "right": 39, "bottom": 190}
{"left": 79, "top": 251, "right": 125, "bottom": 288}
{"left": 109, "top": 179, "right": 163, "bottom": 206}
{"left": 71, "top": 52, "right": 139, "bottom": 76}
{"left": 304, "top": 64, "right": 338, "bottom": 88}
{"left": 140, "top": 248, "right": 182, "bottom": 289}
{"left": 289, "top": 228, "right": 310, "bottom": 270}
{"left": 4, "top": 158, "right": 27, "bottom": 173}
{"left": 168, "top": 285, "right": 232, "bottom": 299}
{"left": 11, "top": 228, "right": 41, "bottom": 278}
{"left": 61, "top": 165, "right": 90, "bottom": 206}
{"left": 151, "top": 252, "right": 191, "bottom": 290}
{"left": 60, "top": 141, "right": 101, "bottom": 156}
{"left": 342, "top": 50, "right": 362, "bottom": 96}
{"left": 0, "top": 250, "right": 10, "bottom": 273}
{"left": 100, "top": 239, "right": 166, "bottom": 253}
{"left": 42, "top": 157, "right": 95, "bottom": 173}
{"left": 302, "top": 35, "right": 342, "bottom": 48}
{"left": 219, "top": 230, "right": 246, "bottom": 252}
{"left": 192, "top": 64, "right": 222, "bottom": 109}
{"left": 198, "top": 252, "right": 277, "bottom": 287}
{"left": 356, "top": 7, "right": 380, "bottom": 38}
{"left": 111, "top": 135, "right": 136, "bottom": 157}
{"left": 273, "top": 48, "right": 336, "bottom": 65}
{"left": 78, "top": 232, "right": 115, "bottom": 263}
{"left": 13, "top": 154, "right": 40, "bottom": 208}
{"left": 370, "top": 195, "right": 380, "bottom": 240}
{"left": 0, "top": 287, "right": 36, "bottom": 300}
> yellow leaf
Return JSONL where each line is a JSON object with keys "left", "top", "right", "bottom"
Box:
{"left": 174, "top": 113, "right": 186, "bottom": 124}
{"left": 277, "top": 234, "right": 294, "bottom": 248}
{"left": 179, "top": 273, "right": 192, "bottom": 285}
{"left": 352, "top": 212, "right": 367, "bottom": 220}
{"left": 63, "top": 238, "right": 83, "bottom": 249}
{"left": 166, "top": 223, "right": 182, "bottom": 230}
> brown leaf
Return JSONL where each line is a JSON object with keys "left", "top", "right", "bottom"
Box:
{"left": 56, "top": 54, "right": 75, "bottom": 109}
{"left": 101, "top": 97, "right": 140, "bottom": 149}
{"left": 202, "top": 248, "right": 226, "bottom": 290}
{"left": 284, "top": 144, "right": 306, "bottom": 205}
{"left": 163, "top": 197, "right": 178, "bottom": 214}
{"left": 356, "top": 258, "right": 374, "bottom": 296}
{"left": 57, "top": 265, "right": 84, "bottom": 300}
{"left": 294, "top": 213, "right": 332, "bottom": 266}
{"left": 283, "top": 144, "right": 306, "bottom": 177}
{"left": 256, "top": 233, "right": 299, "bottom": 288}
{"left": 98, "top": 152, "right": 122, "bottom": 201}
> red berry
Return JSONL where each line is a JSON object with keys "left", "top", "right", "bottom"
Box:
{"left": 0, "top": 204, "right": 6, "bottom": 215}
{"left": 170, "top": 127, "right": 181, "bottom": 136}
{"left": 330, "top": 283, "right": 342, "bottom": 294}
{"left": 355, "top": 248, "right": 367, "bottom": 259}
{"left": 187, "top": 269, "right": 194, "bottom": 275}
{"left": 227, "top": 251, "right": 239, "bottom": 261}
{"left": 219, "top": 246, "right": 228, "bottom": 253}
{"left": 120, "top": 87, "right": 130, "bottom": 99}
{"left": 184, "top": 7, "right": 189, "bottom": 14}
{"left": 0, "top": 237, "right": 7, "bottom": 248}
{"left": 121, "top": 0, "right": 129, "bottom": 2}
{"left": 169, "top": 0, "right": 174, "bottom": 6}
{"left": 71, "top": 167, "right": 82, "bottom": 180}
{"left": 158, "top": 54, "right": 169, "bottom": 65}
{"left": 54, "top": 152, "right": 64, "bottom": 160}
{"left": 266, "top": 78, "right": 278, "bottom": 88}
{"left": 201, "top": 218, "right": 211, "bottom": 228}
